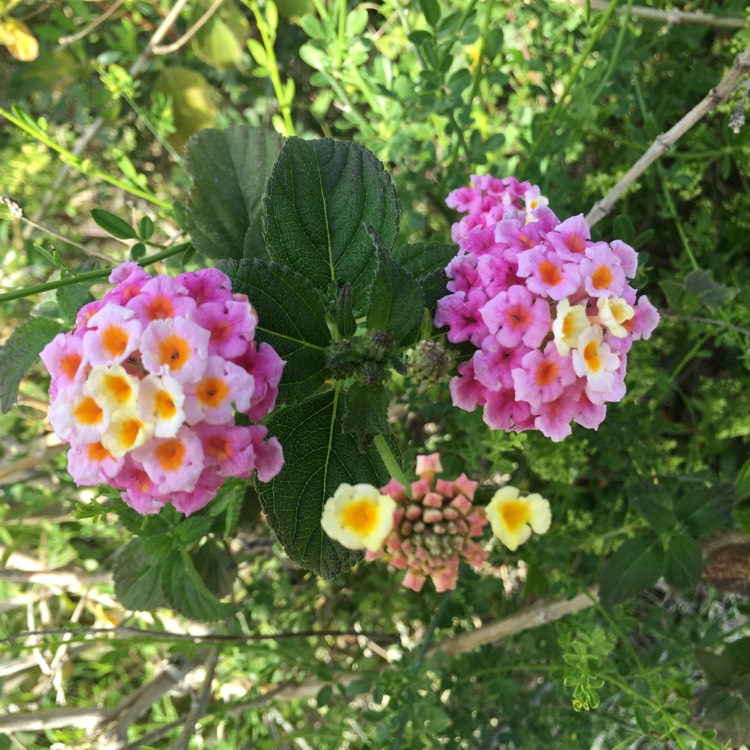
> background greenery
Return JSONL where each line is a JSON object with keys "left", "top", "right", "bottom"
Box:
{"left": 1, "top": 0, "right": 749, "bottom": 748}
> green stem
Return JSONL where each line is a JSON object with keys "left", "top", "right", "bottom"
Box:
{"left": 466, "top": 0, "right": 495, "bottom": 104}
{"left": 0, "top": 244, "right": 191, "bottom": 304}
{"left": 605, "top": 675, "right": 725, "bottom": 749}
{"left": 0, "top": 107, "right": 171, "bottom": 209}
{"left": 247, "top": 1, "right": 296, "bottom": 136}
{"left": 526, "top": 0, "right": 619, "bottom": 167}
{"left": 374, "top": 433, "right": 409, "bottom": 488}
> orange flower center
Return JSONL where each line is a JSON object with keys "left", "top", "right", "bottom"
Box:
{"left": 146, "top": 296, "right": 175, "bottom": 321}
{"left": 342, "top": 500, "right": 378, "bottom": 535}
{"left": 591, "top": 265, "right": 613, "bottom": 290}
{"left": 102, "top": 326, "right": 129, "bottom": 358}
{"left": 61, "top": 352, "right": 82, "bottom": 380}
{"left": 565, "top": 234, "right": 585, "bottom": 254}
{"left": 207, "top": 435, "right": 232, "bottom": 461}
{"left": 155, "top": 390, "right": 177, "bottom": 419}
{"left": 196, "top": 377, "right": 229, "bottom": 408}
{"left": 74, "top": 397, "right": 104, "bottom": 426}
{"left": 156, "top": 439, "right": 186, "bottom": 471}
{"left": 506, "top": 305, "right": 532, "bottom": 330}
{"left": 104, "top": 373, "right": 132, "bottom": 404}
{"left": 87, "top": 442, "right": 112, "bottom": 462}
{"left": 119, "top": 419, "right": 143, "bottom": 449}
{"left": 539, "top": 260, "right": 562, "bottom": 286}
{"left": 583, "top": 341, "right": 601, "bottom": 372}
{"left": 535, "top": 360, "right": 559, "bottom": 387}
{"left": 157, "top": 335, "right": 190, "bottom": 370}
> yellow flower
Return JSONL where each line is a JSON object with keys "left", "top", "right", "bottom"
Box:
{"left": 321, "top": 484, "right": 396, "bottom": 552}
{"left": 486, "top": 486, "right": 551, "bottom": 551}
{"left": 596, "top": 296, "right": 634, "bottom": 338}
{"left": 552, "top": 298, "right": 590, "bottom": 356}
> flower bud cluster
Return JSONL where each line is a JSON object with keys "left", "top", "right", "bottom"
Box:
{"left": 435, "top": 175, "right": 660, "bottom": 441}
{"left": 41, "top": 262, "right": 285, "bottom": 515}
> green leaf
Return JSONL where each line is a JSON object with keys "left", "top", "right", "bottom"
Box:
{"left": 263, "top": 137, "right": 399, "bottom": 312}
{"left": 628, "top": 481, "right": 677, "bottom": 533}
{"left": 675, "top": 482, "right": 735, "bottom": 539}
{"left": 391, "top": 241, "right": 456, "bottom": 313}
{"left": 137, "top": 215, "right": 154, "bottom": 241}
{"left": 161, "top": 549, "right": 235, "bottom": 621}
{"left": 0, "top": 317, "right": 64, "bottom": 412}
{"left": 684, "top": 268, "right": 737, "bottom": 308}
{"left": 664, "top": 533, "right": 703, "bottom": 589}
{"left": 366, "top": 229, "right": 424, "bottom": 346}
{"left": 90, "top": 208, "right": 137, "bottom": 240}
{"left": 56, "top": 283, "right": 93, "bottom": 326}
{"left": 218, "top": 258, "right": 331, "bottom": 402}
{"left": 184, "top": 125, "right": 283, "bottom": 261}
{"left": 599, "top": 537, "right": 664, "bottom": 607}
{"left": 694, "top": 649, "right": 735, "bottom": 687}
{"left": 112, "top": 539, "right": 167, "bottom": 611}
{"left": 261, "top": 389, "right": 392, "bottom": 578}
{"left": 191, "top": 539, "right": 236, "bottom": 599}
{"left": 418, "top": 0, "right": 441, "bottom": 27}
{"left": 342, "top": 382, "right": 389, "bottom": 450}
{"left": 334, "top": 282, "right": 357, "bottom": 338}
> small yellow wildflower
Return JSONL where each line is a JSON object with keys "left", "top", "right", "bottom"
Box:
{"left": 486, "top": 486, "right": 551, "bottom": 551}
{"left": 321, "top": 483, "right": 396, "bottom": 552}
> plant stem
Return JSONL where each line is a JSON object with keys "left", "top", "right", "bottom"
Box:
{"left": 526, "top": 0, "right": 620, "bottom": 168}
{"left": 0, "top": 108, "right": 172, "bottom": 209}
{"left": 0, "top": 244, "right": 191, "bottom": 304}
{"left": 373, "top": 433, "right": 408, "bottom": 488}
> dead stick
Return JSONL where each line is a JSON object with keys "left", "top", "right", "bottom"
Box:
{"left": 586, "top": 44, "right": 750, "bottom": 228}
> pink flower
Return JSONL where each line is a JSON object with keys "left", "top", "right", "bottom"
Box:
{"left": 627, "top": 294, "right": 660, "bottom": 340}
{"left": 580, "top": 243, "right": 626, "bottom": 298}
{"left": 532, "top": 387, "right": 579, "bottom": 442}
{"left": 516, "top": 246, "right": 580, "bottom": 300}
{"left": 480, "top": 285, "right": 550, "bottom": 348}
{"left": 483, "top": 389, "right": 534, "bottom": 432}
{"left": 512, "top": 342, "right": 576, "bottom": 407}
{"left": 134, "top": 425, "right": 204, "bottom": 495}
{"left": 449, "top": 360, "right": 489, "bottom": 411}
{"left": 140, "top": 317, "right": 210, "bottom": 383}
{"left": 40, "top": 333, "right": 85, "bottom": 398}
{"left": 82, "top": 305, "right": 142, "bottom": 366}
{"left": 176, "top": 268, "right": 233, "bottom": 305}
{"left": 473, "top": 335, "right": 529, "bottom": 390}
{"left": 546, "top": 214, "right": 590, "bottom": 261}
{"left": 435, "top": 288, "right": 489, "bottom": 346}
{"left": 194, "top": 299, "right": 258, "bottom": 359}
{"left": 183, "top": 356, "right": 254, "bottom": 425}
{"left": 126, "top": 275, "right": 196, "bottom": 323}
{"left": 234, "top": 342, "right": 285, "bottom": 422}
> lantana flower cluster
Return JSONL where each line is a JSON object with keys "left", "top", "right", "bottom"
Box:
{"left": 321, "top": 454, "right": 551, "bottom": 593}
{"left": 434, "top": 175, "right": 660, "bottom": 441}
{"left": 41, "top": 262, "right": 284, "bottom": 515}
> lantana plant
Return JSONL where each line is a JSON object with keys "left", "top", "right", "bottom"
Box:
{"left": 8, "top": 125, "right": 659, "bottom": 612}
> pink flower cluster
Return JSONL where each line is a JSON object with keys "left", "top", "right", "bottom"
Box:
{"left": 367, "top": 454, "right": 488, "bottom": 592}
{"left": 435, "top": 175, "right": 660, "bottom": 441}
{"left": 41, "top": 262, "right": 284, "bottom": 515}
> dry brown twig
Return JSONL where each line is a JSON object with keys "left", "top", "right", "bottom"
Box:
{"left": 576, "top": 0, "right": 746, "bottom": 29}
{"left": 152, "top": 0, "right": 226, "bottom": 55}
{"left": 586, "top": 43, "right": 750, "bottom": 228}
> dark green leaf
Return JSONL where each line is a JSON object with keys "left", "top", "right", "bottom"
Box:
{"left": 366, "top": 230, "right": 424, "bottom": 346}
{"left": 723, "top": 637, "right": 750, "bottom": 674}
{"left": 261, "top": 389, "right": 393, "bottom": 578}
{"left": 218, "top": 258, "right": 331, "bottom": 402}
{"left": 56, "top": 283, "right": 93, "bottom": 326}
{"left": 191, "top": 539, "right": 236, "bottom": 599}
{"left": 599, "top": 537, "right": 664, "bottom": 607}
{"left": 91, "top": 208, "right": 137, "bottom": 240}
{"left": 316, "top": 684, "right": 333, "bottom": 707}
{"left": 0, "top": 317, "right": 64, "bottom": 412}
{"left": 129, "top": 242, "right": 147, "bottom": 260}
{"left": 263, "top": 137, "right": 399, "bottom": 311}
{"left": 137, "top": 215, "right": 154, "bottom": 240}
{"left": 185, "top": 125, "right": 283, "bottom": 260}
{"left": 334, "top": 282, "right": 357, "bottom": 338}
{"left": 628, "top": 481, "right": 677, "bottom": 533}
{"left": 418, "top": 0, "right": 441, "bottom": 27}
{"left": 391, "top": 241, "right": 456, "bottom": 313}
{"left": 161, "top": 549, "right": 235, "bottom": 621}
{"left": 342, "top": 382, "right": 389, "bottom": 450}
{"left": 664, "top": 533, "right": 703, "bottom": 589}
{"left": 694, "top": 649, "right": 735, "bottom": 687}
{"left": 675, "top": 483, "right": 735, "bottom": 538}
{"left": 112, "top": 539, "right": 167, "bottom": 611}
{"left": 173, "top": 515, "right": 216, "bottom": 544}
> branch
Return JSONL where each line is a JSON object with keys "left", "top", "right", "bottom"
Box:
{"left": 58, "top": 0, "right": 126, "bottom": 45}
{"left": 586, "top": 44, "right": 750, "bottom": 227}
{"left": 581, "top": 0, "right": 746, "bottom": 29}
{"left": 167, "top": 647, "right": 219, "bottom": 750}
{"left": 152, "top": 0, "right": 225, "bottom": 55}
